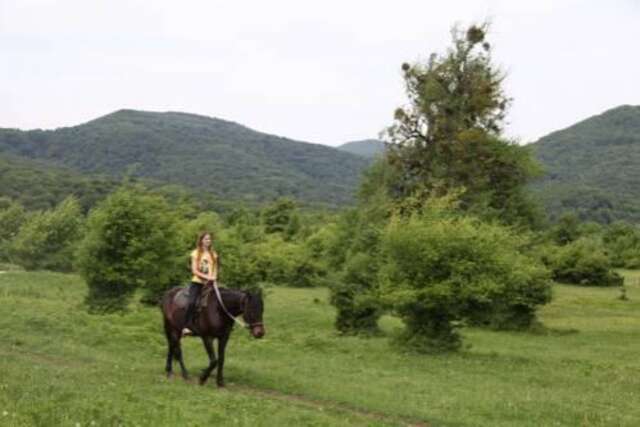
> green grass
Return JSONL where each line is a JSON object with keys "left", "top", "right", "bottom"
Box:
{"left": 1, "top": 272, "right": 640, "bottom": 426}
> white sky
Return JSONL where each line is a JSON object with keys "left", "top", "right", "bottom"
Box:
{"left": 1, "top": 0, "right": 639, "bottom": 146}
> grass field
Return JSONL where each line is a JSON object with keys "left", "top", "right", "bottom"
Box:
{"left": 1, "top": 270, "right": 640, "bottom": 426}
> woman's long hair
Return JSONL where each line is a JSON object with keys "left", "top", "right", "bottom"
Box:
{"left": 195, "top": 231, "right": 217, "bottom": 270}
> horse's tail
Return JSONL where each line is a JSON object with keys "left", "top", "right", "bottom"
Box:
{"left": 160, "top": 286, "right": 184, "bottom": 330}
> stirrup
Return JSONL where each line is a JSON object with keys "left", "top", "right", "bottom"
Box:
{"left": 181, "top": 328, "right": 193, "bottom": 337}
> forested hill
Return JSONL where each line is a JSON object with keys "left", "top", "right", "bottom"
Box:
{"left": 0, "top": 152, "right": 120, "bottom": 211}
{"left": 338, "top": 139, "right": 386, "bottom": 158}
{"left": 529, "top": 105, "right": 640, "bottom": 223}
{"left": 0, "top": 110, "right": 370, "bottom": 207}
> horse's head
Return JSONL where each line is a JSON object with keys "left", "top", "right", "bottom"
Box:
{"left": 242, "top": 291, "right": 265, "bottom": 339}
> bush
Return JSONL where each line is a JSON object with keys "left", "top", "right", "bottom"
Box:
{"left": 214, "top": 226, "right": 262, "bottom": 290}
{"left": 548, "top": 213, "right": 581, "bottom": 245}
{"left": 321, "top": 210, "right": 361, "bottom": 270}
{"left": 378, "top": 208, "right": 552, "bottom": 352}
{"left": 0, "top": 201, "right": 27, "bottom": 262}
{"left": 76, "top": 187, "right": 182, "bottom": 311}
{"left": 327, "top": 207, "right": 385, "bottom": 334}
{"left": 253, "top": 237, "right": 297, "bottom": 285}
{"left": 547, "top": 237, "right": 623, "bottom": 287}
{"left": 262, "top": 198, "right": 301, "bottom": 240}
{"left": 603, "top": 222, "right": 640, "bottom": 269}
{"left": 9, "top": 197, "right": 83, "bottom": 271}
{"left": 329, "top": 252, "right": 382, "bottom": 335}
{"left": 229, "top": 234, "right": 320, "bottom": 288}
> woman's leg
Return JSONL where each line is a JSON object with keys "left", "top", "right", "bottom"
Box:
{"left": 183, "top": 283, "right": 202, "bottom": 333}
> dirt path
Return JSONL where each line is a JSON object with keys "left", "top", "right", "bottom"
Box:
{"left": 227, "top": 384, "right": 430, "bottom": 427}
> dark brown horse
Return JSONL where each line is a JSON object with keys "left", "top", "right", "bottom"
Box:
{"left": 161, "top": 285, "right": 265, "bottom": 387}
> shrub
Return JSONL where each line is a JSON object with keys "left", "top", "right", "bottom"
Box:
{"left": 9, "top": 197, "right": 83, "bottom": 271}
{"left": 76, "top": 187, "right": 182, "bottom": 311}
{"left": 378, "top": 208, "right": 552, "bottom": 352}
{"left": 603, "top": 222, "right": 640, "bottom": 269}
{"left": 322, "top": 210, "right": 361, "bottom": 269}
{"left": 548, "top": 237, "right": 623, "bottom": 287}
{"left": 0, "top": 201, "right": 27, "bottom": 262}
{"left": 262, "top": 198, "right": 300, "bottom": 240}
{"left": 214, "top": 226, "right": 262, "bottom": 290}
{"left": 305, "top": 224, "right": 336, "bottom": 262}
{"left": 327, "top": 207, "right": 385, "bottom": 334}
{"left": 246, "top": 235, "right": 321, "bottom": 287}
{"left": 548, "top": 213, "right": 581, "bottom": 245}
{"left": 301, "top": 225, "right": 337, "bottom": 288}
{"left": 329, "top": 252, "right": 382, "bottom": 335}
{"left": 253, "top": 237, "right": 296, "bottom": 284}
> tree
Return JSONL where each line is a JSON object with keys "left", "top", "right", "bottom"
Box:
{"left": 76, "top": 187, "right": 182, "bottom": 311}
{"left": 330, "top": 251, "right": 382, "bottom": 334}
{"left": 549, "top": 213, "right": 581, "bottom": 245}
{"left": 383, "top": 23, "right": 541, "bottom": 227}
{"left": 547, "top": 237, "right": 623, "bottom": 287}
{"left": 262, "top": 198, "right": 300, "bottom": 239}
{"left": 0, "top": 201, "right": 27, "bottom": 262}
{"left": 378, "top": 202, "right": 552, "bottom": 352}
{"left": 325, "top": 162, "right": 393, "bottom": 335}
{"left": 9, "top": 196, "right": 83, "bottom": 271}
{"left": 603, "top": 222, "right": 640, "bottom": 268}
{"left": 326, "top": 23, "right": 555, "bottom": 347}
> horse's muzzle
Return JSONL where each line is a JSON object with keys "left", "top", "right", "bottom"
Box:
{"left": 251, "top": 324, "right": 265, "bottom": 339}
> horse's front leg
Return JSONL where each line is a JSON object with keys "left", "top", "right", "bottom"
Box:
{"left": 199, "top": 336, "right": 217, "bottom": 385}
{"left": 174, "top": 336, "right": 189, "bottom": 380}
{"left": 216, "top": 334, "right": 230, "bottom": 388}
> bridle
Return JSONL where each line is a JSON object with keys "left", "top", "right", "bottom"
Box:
{"left": 211, "top": 282, "right": 262, "bottom": 330}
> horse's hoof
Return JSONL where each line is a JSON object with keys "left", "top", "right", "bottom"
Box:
{"left": 199, "top": 377, "right": 208, "bottom": 386}
{"left": 216, "top": 381, "right": 225, "bottom": 388}
{"left": 166, "top": 372, "right": 174, "bottom": 380}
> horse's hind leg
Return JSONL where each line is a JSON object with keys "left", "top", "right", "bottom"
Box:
{"left": 164, "top": 320, "right": 175, "bottom": 378}
{"left": 199, "top": 336, "right": 217, "bottom": 385}
{"left": 165, "top": 344, "right": 174, "bottom": 378}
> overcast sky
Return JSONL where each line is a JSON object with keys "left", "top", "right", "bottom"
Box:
{"left": 1, "top": 0, "right": 639, "bottom": 146}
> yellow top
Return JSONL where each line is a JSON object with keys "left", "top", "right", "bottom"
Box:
{"left": 190, "top": 249, "right": 218, "bottom": 284}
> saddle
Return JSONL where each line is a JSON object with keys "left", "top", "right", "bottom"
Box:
{"left": 174, "top": 285, "right": 214, "bottom": 312}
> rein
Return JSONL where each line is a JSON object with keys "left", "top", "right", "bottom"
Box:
{"left": 211, "top": 282, "right": 261, "bottom": 329}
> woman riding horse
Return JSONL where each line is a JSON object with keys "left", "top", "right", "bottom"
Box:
{"left": 161, "top": 231, "right": 265, "bottom": 387}
{"left": 182, "top": 231, "right": 218, "bottom": 337}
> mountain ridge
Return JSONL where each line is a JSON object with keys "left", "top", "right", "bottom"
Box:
{"left": 3, "top": 106, "right": 640, "bottom": 222}
{"left": 529, "top": 104, "right": 640, "bottom": 222}
{"left": 0, "top": 109, "right": 371, "bottom": 207}
{"left": 338, "top": 139, "right": 386, "bottom": 158}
